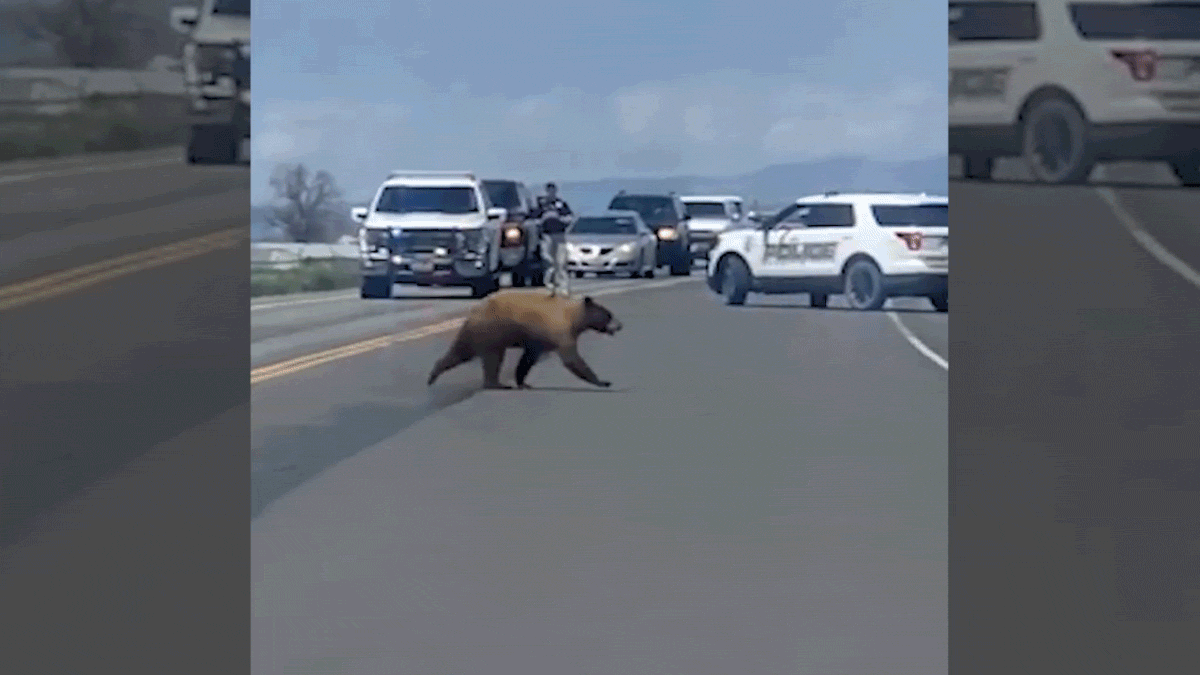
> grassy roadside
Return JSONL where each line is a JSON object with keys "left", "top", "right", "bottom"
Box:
{"left": 0, "top": 94, "right": 187, "bottom": 161}
{"left": 251, "top": 258, "right": 361, "bottom": 297}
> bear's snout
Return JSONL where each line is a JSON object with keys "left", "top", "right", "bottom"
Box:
{"left": 604, "top": 319, "right": 623, "bottom": 335}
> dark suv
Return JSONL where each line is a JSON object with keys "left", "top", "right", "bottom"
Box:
{"left": 482, "top": 179, "right": 545, "bottom": 287}
{"left": 606, "top": 191, "right": 692, "bottom": 276}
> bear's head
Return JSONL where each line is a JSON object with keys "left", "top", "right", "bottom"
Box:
{"left": 581, "top": 296, "right": 622, "bottom": 335}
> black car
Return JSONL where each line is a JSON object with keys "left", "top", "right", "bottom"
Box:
{"left": 482, "top": 179, "right": 545, "bottom": 287}
{"left": 605, "top": 191, "right": 692, "bottom": 276}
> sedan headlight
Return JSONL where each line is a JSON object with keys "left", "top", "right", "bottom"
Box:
{"left": 657, "top": 227, "right": 678, "bottom": 240}
{"left": 617, "top": 242, "right": 636, "bottom": 255}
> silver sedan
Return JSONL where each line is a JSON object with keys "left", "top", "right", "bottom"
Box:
{"left": 565, "top": 210, "right": 658, "bottom": 279}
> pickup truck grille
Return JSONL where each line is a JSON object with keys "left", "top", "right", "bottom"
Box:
{"left": 394, "top": 229, "right": 459, "bottom": 254}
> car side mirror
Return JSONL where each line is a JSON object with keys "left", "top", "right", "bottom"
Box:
{"left": 351, "top": 206, "right": 368, "bottom": 222}
{"left": 486, "top": 207, "right": 507, "bottom": 220}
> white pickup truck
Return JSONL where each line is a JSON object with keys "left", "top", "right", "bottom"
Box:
{"left": 170, "top": 0, "right": 250, "bottom": 164}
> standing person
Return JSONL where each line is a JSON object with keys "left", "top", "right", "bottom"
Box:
{"left": 534, "top": 182, "right": 574, "bottom": 297}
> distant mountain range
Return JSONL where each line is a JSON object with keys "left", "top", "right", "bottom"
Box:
{"left": 258, "top": 154, "right": 949, "bottom": 241}
{"left": 554, "top": 155, "right": 948, "bottom": 214}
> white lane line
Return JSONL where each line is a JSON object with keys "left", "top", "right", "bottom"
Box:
{"left": 887, "top": 311, "right": 948, "bottom": 371}
{"left": 1095, "top": 187, "right": 1200, "bottom": 290}
{"left": 0, "top": 155, "right": 181, "bottom": 186}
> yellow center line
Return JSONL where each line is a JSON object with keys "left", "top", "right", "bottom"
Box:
{"left": 0, "top": 227, "right": 245, "bottom": 312}
{"left": 249, "top": 275, "right": 700, "bottom": 386}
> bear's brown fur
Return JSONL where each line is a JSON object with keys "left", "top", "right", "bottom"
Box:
{"left": 427, "top": 290, "right": 623, "bottom": 389}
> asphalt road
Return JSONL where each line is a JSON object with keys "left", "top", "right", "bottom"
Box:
{"left": 251, "top": 277, "right": 948, "bottom": 673}
{"left": 1, "top": 147, "right": 248, "bottom": 550}
{"left": 950, "top": 160, "right": 1200, "bottom": 671}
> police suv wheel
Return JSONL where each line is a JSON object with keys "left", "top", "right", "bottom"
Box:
{"left": 843, "top": 259, "right": 886, "bottom": 310}
{"left": 963, "top": 155, "right": 994, "bottom": 181}
{"left": 719, "top": 257, "right": 750, "bottom": 306}
{"left": 810, "top": 293, "right": 828, "bottom": 309}
{"left": 360, "top": 276, "right": 392, "bottom": 299}
{"left": 1021, "top": 97, "right": 1094, "bottom": 184}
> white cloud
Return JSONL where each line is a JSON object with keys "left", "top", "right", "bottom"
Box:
{"left": 252, "top": 68, "right": 945, "bottom": 203}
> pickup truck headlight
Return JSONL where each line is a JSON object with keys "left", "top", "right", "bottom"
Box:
{"left": 656, "top": 227, "right": 678, "bottom": 240}
{"left": 503, "top": 226, "right": 523, "bottom": 244}
{"left": 458, "top": 229, "right": 489, "bottom": 254}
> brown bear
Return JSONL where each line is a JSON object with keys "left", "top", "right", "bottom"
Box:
{"left": 427, "top": 290, "right": 623, "bottom": 390}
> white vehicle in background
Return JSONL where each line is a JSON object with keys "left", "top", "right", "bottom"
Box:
{"left": 706, "top": 192, "right": 949, "bottom": 312}
{"left": 949, "top": 0, "right": 1200, "bottom": 185}
{"left": 170, "top": 0, "right": 250, "bottom": 164}
{"left": 679, "top": 195, "right": 748, "bottom": 262}
{"left": 352, "top": 171, "right": 508, "bottom": 299}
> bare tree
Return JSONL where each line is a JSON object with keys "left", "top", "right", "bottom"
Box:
{"left": 268, "top": 163, "right": 345, "bottom": 244}
{"left": 11, "top": 0, "right": 182, "bottom": 68}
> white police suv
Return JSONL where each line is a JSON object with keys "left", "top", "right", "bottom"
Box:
{"left": 351, "top": 171, "right": 508, "bottom": 299}
{"left": 706, "top": 192, "right": 948, "bottom": 311}
{"left": 950, "top": 0, "right": 1200, "bottom": 185}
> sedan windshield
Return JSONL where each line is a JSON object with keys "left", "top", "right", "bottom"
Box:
{"left": 571, "top": 217, "right": 639, "bottom": 235}
{"left": 375, "top": 186, "right": 479, "bottom": 214}
{"left": 684, "top": 202, "right": 727, "bottom": 218}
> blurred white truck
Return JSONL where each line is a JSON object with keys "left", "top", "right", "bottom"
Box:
{"left": 169, "top": 0, "right": 250, "bottom": 164}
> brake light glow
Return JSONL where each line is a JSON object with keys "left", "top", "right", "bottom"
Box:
{"left": 1112, "top": 49, "right": 1157, "bottom": 81}
{"left": 895, "top": 231, "right": 923, "bottom": 251}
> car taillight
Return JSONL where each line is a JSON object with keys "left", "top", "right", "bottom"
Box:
{"left": 1112, "top": 49, "right": 1157, "bottom": 81}
{"left": 895, "top": 231, "right": 923, "bottom": 251}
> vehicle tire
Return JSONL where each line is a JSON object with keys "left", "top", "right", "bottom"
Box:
{"left": 962, "top": 155, "right": 995, "bottom": 180}
{"left": 1020, "top": 96, "right": 1095, "bottom": 184}
{"left": 1169, "top": 154, "right": 1200, "bottom": 187}
{"left": 719, "top": 256, "right": 751, "bottom": 306}
{"left": 360, "top": 275, "right": 392, "bottom": 299}
{"left": 511, "top": 269, "right": 527, "bottom": 287}
{"left": 810, "top": 293, "right": 828, "bottom": 309}
{"left": 470, "top": 273, "right": 500, "bottom": 298}
{"left": 644, "top": 267, "right": 655, "bottom": 279}
{"left": 843, "top": 258, "right": 887, "bottom": 310}
{"left": 930, "top": 292, "right": 948, "bottom": 313}
{"left": 186, "top": 125, "right": 216, "bottom": 164}
{"left": 530, "top": 269, "right": 546, "bottom": 287}
{"left": 670, "top": 254, "right": 690, "bottom": 276}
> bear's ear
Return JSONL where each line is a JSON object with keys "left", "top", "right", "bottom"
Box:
{"left": 583, "top": 296, "right": 594, "bottom": 306}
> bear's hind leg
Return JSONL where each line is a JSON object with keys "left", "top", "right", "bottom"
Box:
{"left": 480, "top": 348, "right": 511, "bottom": 389}
{"left": 427, "top": 338, "right": 474, "bottom": 386}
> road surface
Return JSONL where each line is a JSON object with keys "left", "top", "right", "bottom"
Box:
{"left": 250, "top": 277, "right": 948, "bottom": 674}
{"left": 950, "top": 159, "right": 1200, "bottom": 671}
{"left": 0, "top": 148, "right": 249, "bottom": 672}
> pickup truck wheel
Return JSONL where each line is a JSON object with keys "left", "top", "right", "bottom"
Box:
{"left": 720, "top": 257, "right": 750, "bottom": 305}
{"left": 360, "top": 276, "right": 392, "bottom": 299}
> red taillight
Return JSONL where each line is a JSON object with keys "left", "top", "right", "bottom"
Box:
{"left": 1112, "top": 49, "right": 1157, "bottom": 81}
{"left": 895, "top": 231, "right": 923, "bottom": 251}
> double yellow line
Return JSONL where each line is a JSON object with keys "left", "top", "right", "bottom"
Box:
{"left": 250, "top": 317, "right": 465, "bottom": 386}
{"left": 0, "top": 227, "right": 245, "bottom": 312}
{"left": 249, "top": 275, "right": 700, "bottom": 387}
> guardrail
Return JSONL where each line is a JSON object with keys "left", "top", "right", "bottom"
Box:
{"left": 0, "top": 71, "right": 188, "bottom": 161}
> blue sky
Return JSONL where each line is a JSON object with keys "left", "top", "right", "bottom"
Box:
{"left": 252, "top": 0, "right": 947, "bottom": 203}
